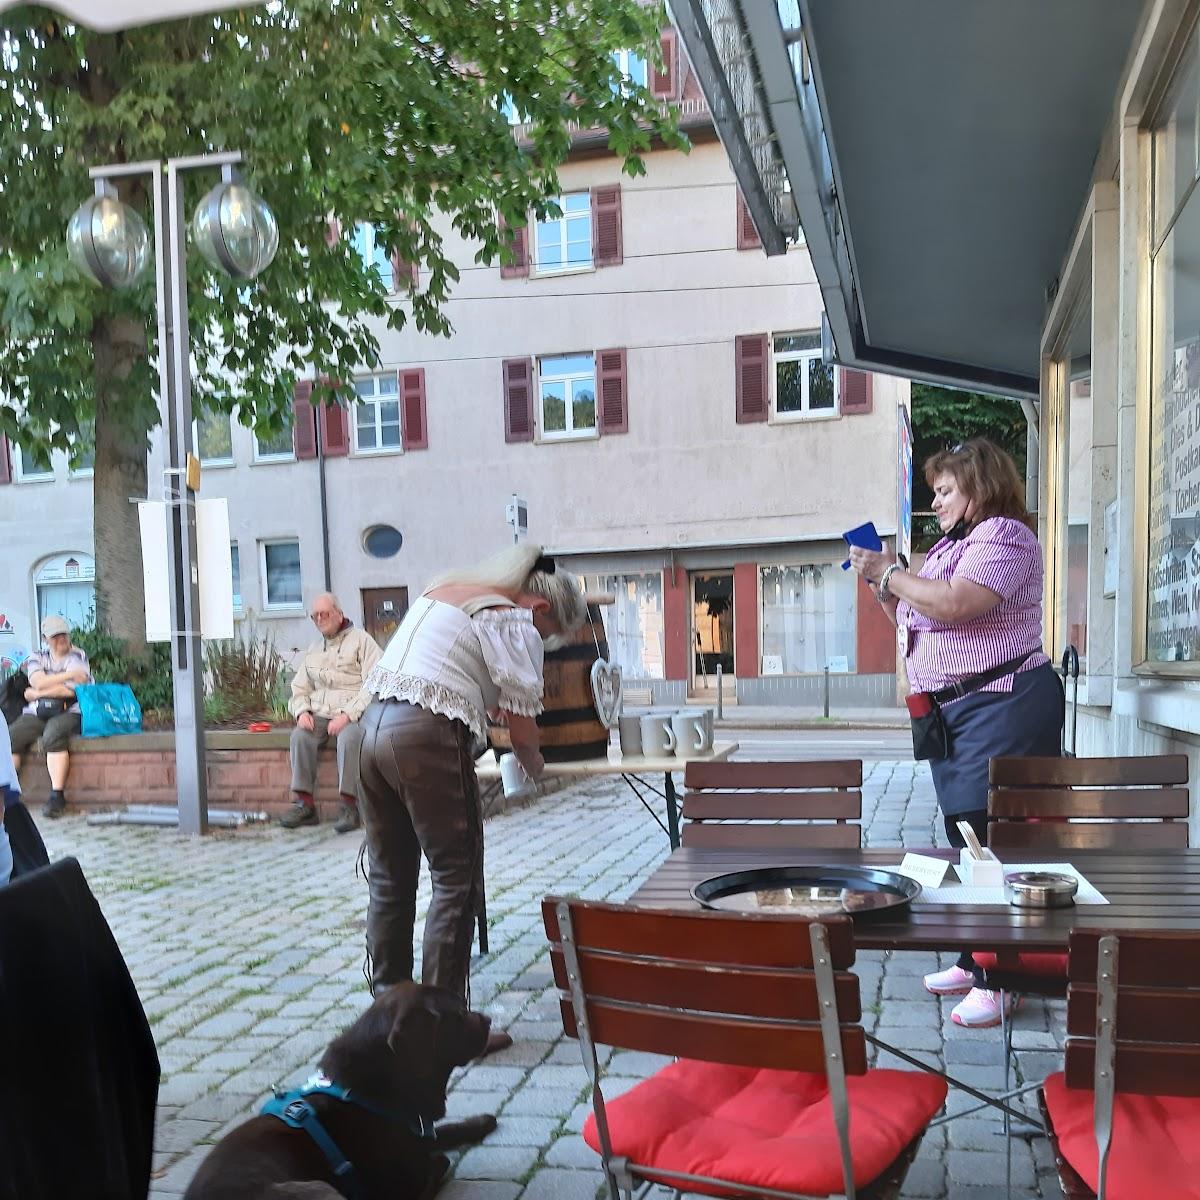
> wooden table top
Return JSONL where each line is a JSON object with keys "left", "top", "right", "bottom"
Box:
{"left": 630, "top": 845, "right": 1200, "bottom": 952}
{"left": 476, "top": 741, "right": 739, "bottom": 780}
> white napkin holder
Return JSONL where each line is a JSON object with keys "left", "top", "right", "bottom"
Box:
{"left": 958, "top": 847, "right": 1004, "bottom": 886}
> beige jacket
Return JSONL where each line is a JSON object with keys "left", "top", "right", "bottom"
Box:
{"left": 289, "top": 623, "right": 383, "bottom": 722}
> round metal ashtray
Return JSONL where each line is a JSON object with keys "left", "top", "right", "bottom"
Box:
{"left": 1004, "top": 871, "right": 1078, "bottom": 909}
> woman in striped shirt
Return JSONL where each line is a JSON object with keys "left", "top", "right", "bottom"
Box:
{"left": 849, "top": 438, "right": 1064, "bottom": 1027}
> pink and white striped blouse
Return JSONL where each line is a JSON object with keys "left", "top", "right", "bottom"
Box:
{"left": 897, "top": 516, "right": 1048, "bottom": 699}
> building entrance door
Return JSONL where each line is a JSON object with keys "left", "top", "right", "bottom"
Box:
{"left": 362, "top": 587, "right": 409, "bottom": 647}
{"left": 690, "top": 571, "right": 734, "bottom": 698}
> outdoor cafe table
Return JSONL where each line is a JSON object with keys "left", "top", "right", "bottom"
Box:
{"left": 629, "top": 844, "right": 1200, "bottom": 950}
{"left": 476, "top": 741, "right": 740, "bottom": 851}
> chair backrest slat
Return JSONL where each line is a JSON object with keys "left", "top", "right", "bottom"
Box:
{"left": 685, "top": 760, "right": 862, "bottom": 789}
{"left": 542, "top": 897, "right": 856, "bottom": 969}
{"left": 549, "top": 948, "right": 862, "bottom": 1019}
{"left": 1067, "top": 985, "right": 1200, "bottom": 1042}
{"left": 988, "top": 787, "right": 1189, "bottom": 820}
{"left": 1066, "top": 930, "right": 1200, "bottom": 988}
{"left": 682, "top": 823, "right": 861, "bottom": 850}
{"left": 682, "top": 791, "right": 861, "bottom": 820}
{"left": 987, "top": 754, "right": 1190, "bottom": 852}
{"left": 1064, "top": 1042, "right": 1200, "bottom": 1097}
{"left": 556, "top": 997, "right": 868, "bottom": 1073}
{"left": 989, "top": 822, "right": 1188, "bottom": 851}
{"left": 990, "top": 755, "right": 1188, "bottom": 787}
{"left": 682, "top": 759, "right": 864, "bottom": 851}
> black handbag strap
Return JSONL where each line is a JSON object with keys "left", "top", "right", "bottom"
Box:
{"left": 931, "top": 650, "right": 1039, "bottom": 705}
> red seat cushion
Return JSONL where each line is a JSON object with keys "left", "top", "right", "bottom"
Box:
{"left": 1043, "top": 1072, "right": 1200, "bottom": 1199}
{"left": 582, "top": 1060, "right": 947, "bottom": 1197}
{"left": 973, "top": 951, "right": 1068, "bottom": 980}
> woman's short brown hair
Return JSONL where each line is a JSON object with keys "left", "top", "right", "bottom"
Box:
{"left": 923, "top": 437, "right": 1034, "bottom": 531}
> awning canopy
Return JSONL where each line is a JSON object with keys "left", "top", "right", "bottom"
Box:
{"left": 0, "top": 0, "right": 252, "bottom": 31}
{"left": 672, "top": 0, "right": 1147, "bottom": 397}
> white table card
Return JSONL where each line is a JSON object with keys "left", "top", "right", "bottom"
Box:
{"left": 895, "top": 853, "right": 952, "bottom": 889}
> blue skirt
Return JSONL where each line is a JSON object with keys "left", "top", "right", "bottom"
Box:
{"left": 928, "top": 664, "right": 1065, "bottom": 818}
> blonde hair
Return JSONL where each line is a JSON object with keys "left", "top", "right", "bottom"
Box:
{"left": 923, "top": 437, "right": 1034, "bottom": 532}
{"left": 427, "top": 544, "right": 587, "bottom": 633}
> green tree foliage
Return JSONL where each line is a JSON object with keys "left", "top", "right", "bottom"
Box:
{"left": 0, "top": 0, "right": 683, "bottom": 642}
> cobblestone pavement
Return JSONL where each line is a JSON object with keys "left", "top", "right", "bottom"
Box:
{"left": 41, "top": 760, "right": 1066, "bottom": 1200}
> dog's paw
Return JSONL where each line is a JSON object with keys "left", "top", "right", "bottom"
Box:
{"left": 433, "top": 1112, "right": 498, "bottom": 1149}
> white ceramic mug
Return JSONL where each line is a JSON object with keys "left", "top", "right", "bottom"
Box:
{"left": 671, "top": 709, "right": 713, "bottom": 757}
{"left": 499, "top": 752, "right": 535, "bottom": 801}
{"left": 618, "top": 713, "right": 643, "bottom": 757}
{"left": 639, "top": 713, "right": 677, "bottom": 757}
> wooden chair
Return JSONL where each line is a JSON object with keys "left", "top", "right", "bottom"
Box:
{"left": 681, "top": 759, "right": 863, "bottom": 849}
{"left": 1040, "top": 930, "right": 1200, "bottom": 1199}
{"left": 542, "top": 896, "right": 947, "bottom": 1200}
{"left": 987, "top": 754, "right": 1189, "bottom": 852}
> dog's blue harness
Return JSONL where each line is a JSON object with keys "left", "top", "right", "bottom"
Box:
{"left": 261, "top": 1072, "right": 437, "bottom": 1200}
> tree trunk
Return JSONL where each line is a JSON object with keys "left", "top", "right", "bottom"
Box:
{"left": 93, "top": 314, "right": 150, "bottom": 655}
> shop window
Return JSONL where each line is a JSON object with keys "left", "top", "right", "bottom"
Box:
{"left": 759, "top": 563, "right": 857, "bottom": 674}
{"left": 584, "top": 573, "right": 664, "bottom": 678}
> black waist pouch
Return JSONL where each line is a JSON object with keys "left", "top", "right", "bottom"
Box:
{"left": 906, "top": 692, "right": 948, "bottom": 761}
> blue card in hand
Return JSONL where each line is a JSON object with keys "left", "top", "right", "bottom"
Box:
{"left": 841, "top": 521, "right": 882, "bottom": 570}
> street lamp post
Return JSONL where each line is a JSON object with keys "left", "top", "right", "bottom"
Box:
{"left": 68, "top": 151, "right": 276, "bottom": 835}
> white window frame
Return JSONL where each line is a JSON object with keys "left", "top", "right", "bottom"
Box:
{"left": 532, "top": 192, "right": 593, "bottom": 276}
{"left": 194, "top": 411, "right": 235, "bottom": 467}
{"left": 12, "top": 444, "right": 55, "bottom": 483}
{"left": 230, "top": 542, "right": 243, "bottom": 613}
{"left": 537, "top": 353, "right": 598, "bottom": 442}
{"left": 612, "top": 48, "right": 648, "bottom": 91}
{"left": 352, "top": 373, "right": 404, "bottom": 457}
{"left": 258, "top": 538, "right": 303, "bottom": 612}
{"left": 771, "top": 331, "right": 841, "bottom": 422}
{"left": 351, "top": 222, "right": 395, "bottom": 293}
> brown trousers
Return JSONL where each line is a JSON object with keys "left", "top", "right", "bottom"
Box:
{"left": 357, "top": 699, "right": 483, "bottom": 998}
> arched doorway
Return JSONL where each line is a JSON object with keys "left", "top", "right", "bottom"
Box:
{"left": 34, "top": 553, "right": 96, "bottom": 636}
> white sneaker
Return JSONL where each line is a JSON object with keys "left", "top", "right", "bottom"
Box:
{"left": 951, "top": 988, "right": 1015, "bottom": 1028}
{"left": 923, "top": 964, "right": 976, "bottom": 995}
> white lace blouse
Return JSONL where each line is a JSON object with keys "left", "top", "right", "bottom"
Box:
{"left": 363, "top": 596, "right": 545, "bottom": 742}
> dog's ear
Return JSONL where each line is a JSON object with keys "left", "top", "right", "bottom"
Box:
{"left": 386, "top": 1002, "right": 439, "bottom": 1074}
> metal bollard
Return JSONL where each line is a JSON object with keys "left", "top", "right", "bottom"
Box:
{"left": 716, "top": 663, "right": 724, "bottom": 719}
{"left": 823, "top": 666, "right": 830, "bottom": 719}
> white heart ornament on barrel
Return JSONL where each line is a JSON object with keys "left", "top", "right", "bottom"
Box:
{"left": 589, "top": 659, "right": 623, "bottom": 729}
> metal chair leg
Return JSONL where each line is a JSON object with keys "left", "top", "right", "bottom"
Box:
{"left": 1001, "top": 989, "right": 1012, "bottom": 1199}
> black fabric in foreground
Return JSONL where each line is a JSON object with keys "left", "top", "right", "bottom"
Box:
{"left": 0, "top": 856, "right": 160, "bottom": 1200}
{"left": 3, "top": 800, "right": 50, "bottom": 878}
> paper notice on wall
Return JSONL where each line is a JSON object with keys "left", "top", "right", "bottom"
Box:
{"left": 138, "top": 499, "right": 234, "bottom": 641}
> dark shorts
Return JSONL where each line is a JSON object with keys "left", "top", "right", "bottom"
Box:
{"left": 8, "top": 712, "right": 82, "bottom": 755}
{"left": 929, "top": 664, "right": 1064, "bottom": 818}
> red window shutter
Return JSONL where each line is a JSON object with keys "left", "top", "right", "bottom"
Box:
{"left": 293, "top": 381, "right": 318, "bottom": 459}
{"left": 502, "top": 357, "right": 535, "bottom": 442}
{"left": 596, "top": 348, "right": 628, "bottom": 435}
{"left": 499, "top": 216, "right": 529, "bottom": 279}
{"left": 591, "top": 184, "right": 623, "bottom": 267}
{"left": 651, "top": 27, "right": 680, "bottom": 100}
{"left": 321, "top": 401, "right": 350, "bottom": 457}
{"left": 735, "top": 334, "right": 769, "bottom": 423}
{"left": 839, "top": 369, "right": 874, "bottom": 414}
{"left": 736, "top": 189, "right": 762, "bottom": 250}
{"left": 391, "top": 251, "right": 418, "bottom": 293}
{"left": 400, "top": 367, "right": 428, "bottom": 450}
{"left": 0, "top": 434, "right": 10, "bottom": 485}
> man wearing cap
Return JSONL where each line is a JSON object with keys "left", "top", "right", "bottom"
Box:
{"left": 8, "top": 616, "right": 93, "bottom": 819}
{"left": 282, "top": 593, "right": 382, "bottom": 833}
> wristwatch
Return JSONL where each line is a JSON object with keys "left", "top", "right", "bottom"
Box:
{"left": 878, "top": 563, "right": 905, "bottom": 600}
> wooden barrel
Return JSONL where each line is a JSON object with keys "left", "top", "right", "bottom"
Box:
{"left": 490, "top": 601, "right": 610, "bottom": 762}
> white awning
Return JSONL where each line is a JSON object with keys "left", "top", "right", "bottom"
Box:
{"left": 0, "top": 0, "right": 258, "bottom": 32}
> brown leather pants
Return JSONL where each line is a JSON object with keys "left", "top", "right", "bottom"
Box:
{"left": 357, "top": 699, "right": 483, "bottom": 998}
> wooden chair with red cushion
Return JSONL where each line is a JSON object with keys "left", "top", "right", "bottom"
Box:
{"left": 681, "top": 759, "right": 863, "bottom": 850}
{"left": 541, "top": 896, "right": 947, "bottom": 1200}
{"left": 1040, "top": 929, "right": 1200, "bottom": 1199}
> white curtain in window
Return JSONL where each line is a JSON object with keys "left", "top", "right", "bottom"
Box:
{"left": 584, "top": 573, "right": 664, "bottom": 679}
{"left": 759, "top": 564, "right": 857, "bottom": 673}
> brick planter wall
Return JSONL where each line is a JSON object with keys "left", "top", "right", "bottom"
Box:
{"left": 14, "top": 732, "right": 345, "bottom": 820}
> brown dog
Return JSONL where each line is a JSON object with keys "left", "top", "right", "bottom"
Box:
{"left": 183, "top": 982, "right": 497, "bottom": 1200}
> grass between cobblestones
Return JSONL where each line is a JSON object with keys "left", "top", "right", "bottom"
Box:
{"left": 40, "top": 762, "right": 1067, "bottom": 1199}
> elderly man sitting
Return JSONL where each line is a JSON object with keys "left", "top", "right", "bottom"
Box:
{"left": 9, "top": 616, "right": 93, "bottom": 819}
{"left": 282, "top": 593, "right": 382, "bottom": 833}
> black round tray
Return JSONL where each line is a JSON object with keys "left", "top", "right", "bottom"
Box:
{"left": 691, "top": 865, "right": 921, "bottom": 918}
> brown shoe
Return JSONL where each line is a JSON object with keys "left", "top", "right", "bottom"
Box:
{"left": 333, "top": 804, "right": 360, "bottom": 834}
{"left": 279, "top": 800, "right": 318, "bottom": 829}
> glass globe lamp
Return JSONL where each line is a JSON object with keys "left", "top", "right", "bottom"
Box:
{"left": 192, "top": 180, "right": 278, "bottom": 280}
{"left": 66, "top": 194, "right": 151, "bottom": 289}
